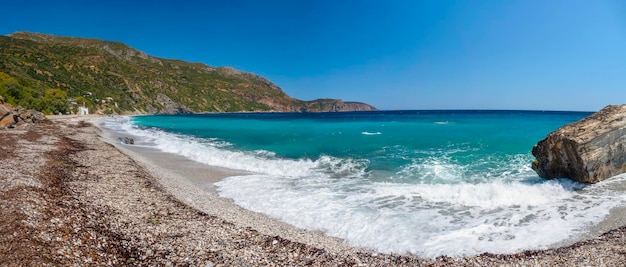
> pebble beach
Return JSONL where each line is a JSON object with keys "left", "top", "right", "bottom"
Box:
{"left": 2, "top": 116, "right": 626, "bottom": 266}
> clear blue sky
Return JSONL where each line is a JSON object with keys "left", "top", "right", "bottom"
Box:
{"left": 1, "top": 0, "right": 624, "bottom": 111}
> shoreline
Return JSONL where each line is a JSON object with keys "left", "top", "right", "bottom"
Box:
{"left": 2, "top": 116, "right": 626, "bottom": 265}
{"left": 93, "top": 116, "right": 361, "bottom": 255}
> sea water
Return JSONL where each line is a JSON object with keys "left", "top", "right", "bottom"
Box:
{"left": 103, "top": 110, "right": 626, "bottom": 257}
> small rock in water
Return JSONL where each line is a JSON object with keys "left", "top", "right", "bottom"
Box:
{"left": 118, "top": 136, "right": 135, "bottom": 145}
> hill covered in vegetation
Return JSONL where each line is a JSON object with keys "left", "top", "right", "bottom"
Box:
{"left": 0, "top": 32, "right": 376, "bottom": 114}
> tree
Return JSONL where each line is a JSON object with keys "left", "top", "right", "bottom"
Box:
{"left": 43, "top": 88, "right": 68, "bottom": 114}
{"left": 0, "top": 72, "right": 21, "bottom": 105}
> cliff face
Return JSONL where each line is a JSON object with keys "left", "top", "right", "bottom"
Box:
{"left": 297, "top": 99, "right": 377, "bottom": 112}
{"left": 0, "top": 32, "right": 376, "bottom": 114}
{"left": 532, "top": 105, "right": 626, "bottom": 183}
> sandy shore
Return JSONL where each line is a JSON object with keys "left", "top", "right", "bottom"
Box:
{"left": 2, "top": 116, "right": 626, "bottom": 266}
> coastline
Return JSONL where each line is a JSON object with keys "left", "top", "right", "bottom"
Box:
{"left": 94, "top": 116, "right": 361, "bottom": 254}
{"left": 1, "top": 115, "right": 626, "bottom": 265}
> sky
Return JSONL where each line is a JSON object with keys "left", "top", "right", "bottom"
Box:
{"left": 1, "top": 0, "right": 625, "bottom": 111}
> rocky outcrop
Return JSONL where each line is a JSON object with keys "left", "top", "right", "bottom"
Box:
{"left": 532, "top": 105, "right": 626, "bottom": 183}
{"left": 155, "top": 94, "right": 191, "bottom": 114}
{"left": 0, "top": 96, "right": 17, "bottom": 128}
{"left": 334, "top": 101, "right": 378, "bottom": 112}
{"left": 16, "top": 108, "right": 46, "bottom": 123}
{"left": 0, "top": 95, "right": 48, "bottom": 129}
{"left": 300, "top": 99, "right": 377, "bottom": 112}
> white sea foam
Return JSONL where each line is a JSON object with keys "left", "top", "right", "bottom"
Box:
{"left": 103, "top": 117, "right": 626, "bottom": 257}
{"left": 362, "top": 131, "right": 382, "bottom": 135}
{"left": 394, "top": 153, "right": 537, "bottom": 184}
{"left": 217, "top": 174, "right": 626, "bottom": 257}
{"left": 395, "top": 156, "right": 466, "bottom": 183}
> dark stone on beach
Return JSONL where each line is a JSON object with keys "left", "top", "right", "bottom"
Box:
{"left": 532, "top": 104, "right": 626, "bottom": 183}
{"left": 119, "top": 137, "right": 135, "bottom": 145}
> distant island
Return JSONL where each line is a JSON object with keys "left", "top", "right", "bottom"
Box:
{"left": 0, "top": 32, "right": 376, "bottom": 115}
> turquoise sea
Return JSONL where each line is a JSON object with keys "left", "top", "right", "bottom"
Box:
{"left": 104, "top": 110, "right": 626, "bottom": 257}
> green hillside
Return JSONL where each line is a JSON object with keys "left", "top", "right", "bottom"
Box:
{"left": 0, "top": 32, "right": 376, "bottom": 114}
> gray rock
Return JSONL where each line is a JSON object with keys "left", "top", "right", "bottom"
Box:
{"left": 118, "top": 137, "right": 135, "bottom": 145}
{"left": 18, "top": 109, "right": 46, "bottom": 123}
{"left": 156, "top": 93, "right": 191, "bottom": 114}
{"left": 532, "top": 105, "right": 626, "bottom": 183}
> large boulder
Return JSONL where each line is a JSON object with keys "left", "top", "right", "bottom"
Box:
{"left": 0, "top": 98, "right": 14, "bottom": 129}
{"left": 0, "top": 98, "right": 10, "bottom": 115}
{"left": 0, "top": 105, "right": 10, "bottom": 117}
{"left": 532, "top": 105, "right": 626, "bottom": 183}
{"left": 0, "top": 113, "right": 18, "bottom": 129}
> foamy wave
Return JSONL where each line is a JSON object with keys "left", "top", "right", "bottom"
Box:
{"left": 381, "top": 179, "right": 576, "bottom": 208}
{"left": 316, "top": 156, "right": 370, "bottom": 178}
{"left": 395, "top": 156, "right": 465, "bottom": 183}
{"left": 362, "top": 131, "right": 382, "bottom": 135}
{"left": 104, "top": 117, "right": 367, "bottom": 179}
{"left": 394, "top": 153, "right": 536, "bottom": 184}
{"left": 217, "top": 173, "right": 626, "bottom": 257}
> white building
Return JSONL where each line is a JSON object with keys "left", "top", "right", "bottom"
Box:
{"left": 78, "top": 106, "right": 89, "bottom": 115}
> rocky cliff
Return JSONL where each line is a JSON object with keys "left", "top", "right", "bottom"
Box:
{"left": 299, "top": 99, "right": 377, "bottom": 112}
{"left": 532, "top": 105, "right": 626, "bottom": 183}
{"left": 0, "top": 32, "right": 376, "bottom": 114}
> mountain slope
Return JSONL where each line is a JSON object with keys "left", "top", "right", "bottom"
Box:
{"left": 0, "top": 32, "right": 376, "bottom": 114}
